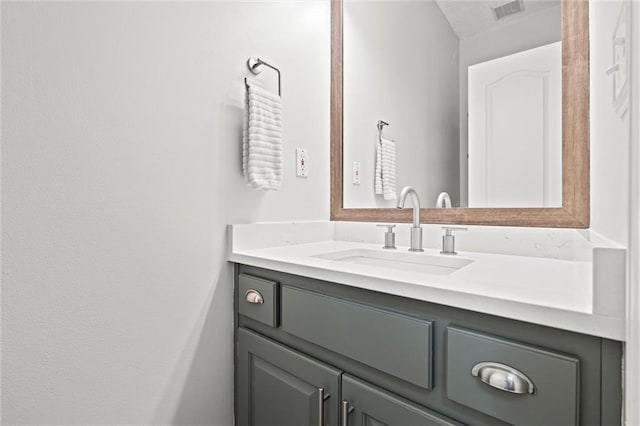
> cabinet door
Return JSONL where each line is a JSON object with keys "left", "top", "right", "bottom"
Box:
{"left": 237, "top": 328, "right": 341, "bottom": 426}
{"left": 341, "top": 375, "right": 462, "bottom": 426}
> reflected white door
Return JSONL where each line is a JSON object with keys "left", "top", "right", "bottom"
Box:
{"left": 468, "top": 42, "right": 561, "bottom": 208}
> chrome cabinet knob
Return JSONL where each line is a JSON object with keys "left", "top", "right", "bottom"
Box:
{"left": 244, "top": 289, "right": 264, "bottom": 304}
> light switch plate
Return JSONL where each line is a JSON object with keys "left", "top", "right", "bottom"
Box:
{"left": 296, "top": 147, "right": 308, "bottom": 177}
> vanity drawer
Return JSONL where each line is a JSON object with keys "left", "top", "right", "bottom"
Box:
{"left": 238, "top": 273, "right": 279, "bottom": 327}
{"left": 446, "top": 326, "right": 580, "bottom": 426}
{"left": 281, "top": 285, "right": 433, "bottom": 389}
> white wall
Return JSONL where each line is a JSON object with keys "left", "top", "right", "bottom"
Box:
{"left": 626, "top": 0, "right": 639, "bottom": 424}
{"left": 1, "top": 1, "right": 329, "bottom": 425}
{"left": 589, "top": 0, "right": 635, "bottom": 423}
{"left": 590, "top": 0, "right": 631, "bottom": 247}
{"left": 458, "top": 6, "right": 561, "bottom": 206}
{"left": 342, "top": 1, "right": 459, "bottom": 208}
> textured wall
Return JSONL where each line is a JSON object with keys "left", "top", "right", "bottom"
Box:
{"left": 1, "top": 1, "right": 329, "bottom": 424}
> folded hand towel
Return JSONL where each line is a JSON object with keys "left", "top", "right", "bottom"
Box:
{"left": 375, "top": 142, "right": 383, "bottom": 195}
{"left": 243, "top": 83, "right": 283, "bottom": 190}
{"left": 375, "top": 137, "right": 397, "bottom": 200}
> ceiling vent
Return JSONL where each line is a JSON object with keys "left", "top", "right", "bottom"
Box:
{"left": 492, "top": 0, "right": 526, "bottom": 20}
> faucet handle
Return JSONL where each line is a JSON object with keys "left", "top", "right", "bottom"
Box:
{"left": 442, "top": 226, "right": 467, "bottom": 236}
{"left": 377, "top": 224, "right": 397, "bottom": 249}
{"left": 441, "top": 227, "right": 467, "bottom": 255}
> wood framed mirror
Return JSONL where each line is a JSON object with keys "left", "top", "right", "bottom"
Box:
{"left": 330, "top": 0, "right": 589, "bottom": 227}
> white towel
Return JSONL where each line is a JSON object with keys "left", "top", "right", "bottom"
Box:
{"left": 243, "top": 83, "right": 282, "bottom": 190}
{"left": 374, "top": 137, "right": 397, "bottom": 200}
{"left": 375, "top": 142, "right": 383, "bottom": 195}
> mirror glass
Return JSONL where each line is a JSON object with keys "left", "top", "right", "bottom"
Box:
{"left": 342, "top": 0, "right": 562, "bottom": 209}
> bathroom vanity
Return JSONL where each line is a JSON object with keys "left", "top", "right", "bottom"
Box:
{"left": 234, "top": 264, "right": 621, "bottom": 426}
{"left": 231, "top": 223, "right": 625, "bottom": 426}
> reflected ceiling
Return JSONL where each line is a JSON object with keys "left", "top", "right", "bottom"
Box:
{"left": 435, "top": 0, "right": 560, "bottom": 38}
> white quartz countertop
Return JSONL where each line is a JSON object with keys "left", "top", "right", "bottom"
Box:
{"left": 228, "top": 222, "right": 626, "bottom": 341}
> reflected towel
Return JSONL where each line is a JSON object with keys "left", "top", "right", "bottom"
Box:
{"left": 375, "top": 137, "right": 396, "bottom": 200}
{"left": 243, "top": 83, "right": 282, "bottom": 190}
{"left": 375, "top": 143, "right": 383, "bottom": 195}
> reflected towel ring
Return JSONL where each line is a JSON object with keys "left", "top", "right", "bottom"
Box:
{"left": 377, "top": 120, "right": 389, "bottom": 145}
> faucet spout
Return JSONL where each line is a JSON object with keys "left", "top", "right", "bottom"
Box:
{"left": 397, "top": 186, "right": 421, "bottom": 228}
{"left": 436, "top": 192, "right": 452, "bottom": 208}
{"left": 397, "top": 186, "right": 424, "bottom": 252}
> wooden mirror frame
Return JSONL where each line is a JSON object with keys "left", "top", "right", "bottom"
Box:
{"left": 330, "top": 0, "right": 589, "bottom": 228}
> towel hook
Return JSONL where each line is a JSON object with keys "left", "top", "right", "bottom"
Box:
{"left": 245, "top": 57, "right": 281, "bottom": 96}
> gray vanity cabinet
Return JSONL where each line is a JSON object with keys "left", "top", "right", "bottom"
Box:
{"left": 234, "top": 265, "right": 623, "bottom": 426}
{"left": 237, "top": 328, "right": 341, "bottom": 426}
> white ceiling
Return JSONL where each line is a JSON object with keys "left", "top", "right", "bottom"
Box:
{"left": 434, "top": 0, "right": 561, "bottom": 39}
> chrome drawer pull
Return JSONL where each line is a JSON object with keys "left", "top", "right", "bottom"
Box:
{"left": 317, "top": 388, "right": 330, "bottom": 426}
{"left": 341, "top": 401, "right": 354, "bottom": 426}
{"left": 471, "top": 362, "right": 535, "bottom": 394}
{"left": 244, "top": 289, "right": 264, "bottom": 304}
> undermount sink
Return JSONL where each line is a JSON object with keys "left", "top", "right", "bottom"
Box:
{"left": 314, "top": 248, "right": 473, "bottom": 275}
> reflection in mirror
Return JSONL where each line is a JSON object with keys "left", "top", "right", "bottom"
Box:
{"left": 342, "top": 0, "right": 562, "bottom": 209}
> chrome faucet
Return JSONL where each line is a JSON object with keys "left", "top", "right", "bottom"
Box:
{"left": 397, "top": 186, "right": 423, "bottom": 252}
{"left": 436, "top": 192, "right": 452, "bottom": 208}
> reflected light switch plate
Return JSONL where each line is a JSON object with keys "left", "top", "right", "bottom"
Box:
{"left": 352, "top": 161, "right": 361, "bottom": 185}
